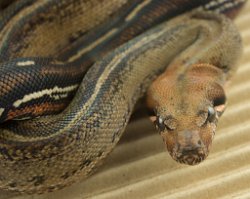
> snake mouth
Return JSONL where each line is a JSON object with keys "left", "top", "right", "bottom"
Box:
{"left": 171, "top": 147, "right": 208, "bottom": 165}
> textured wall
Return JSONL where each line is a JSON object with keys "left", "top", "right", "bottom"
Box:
{"left": 1, "top": 1, "right": 250, "bottom": 199}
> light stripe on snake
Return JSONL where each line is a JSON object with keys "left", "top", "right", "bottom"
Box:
{"left": 0, "top": 0, "right": 245, "bottom": 194}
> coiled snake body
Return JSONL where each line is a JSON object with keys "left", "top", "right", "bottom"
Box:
{"left": 0, "top": 0, "right": 245, "bottom": 194}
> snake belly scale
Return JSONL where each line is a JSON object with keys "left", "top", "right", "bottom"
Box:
{"left": 0, "top": 0, "right": 245, "bottom": 194}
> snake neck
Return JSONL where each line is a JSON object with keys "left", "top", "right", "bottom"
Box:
{"left": 146, "top": 63, "right": 226, "bottom": 165}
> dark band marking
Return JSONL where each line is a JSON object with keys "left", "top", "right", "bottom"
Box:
{"left": 214, "top": 95, "right": 226, "bottom": 106}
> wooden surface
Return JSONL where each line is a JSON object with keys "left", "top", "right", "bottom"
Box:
{"left": 1, "top": 2, "right": 250, "bottom": 199}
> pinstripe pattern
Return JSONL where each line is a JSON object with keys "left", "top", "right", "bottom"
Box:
{"left": 15, "top": 3, "right": 248, "bottom": 198}
{"left": 0, "top": 0, "right": 246, "bottom": 195}
{"left": 0, "top": 0, "right": 245, "bottom": 122}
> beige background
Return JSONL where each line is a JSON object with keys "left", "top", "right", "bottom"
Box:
{"left": 1, "top": 1, "right": 250, "bottom": 199}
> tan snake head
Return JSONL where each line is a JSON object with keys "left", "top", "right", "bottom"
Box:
{"left": 147, "top": 64, "right": 226, "bottom": 165}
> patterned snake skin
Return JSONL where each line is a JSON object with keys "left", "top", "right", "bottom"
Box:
{"left": 0, "top": 0, "right": 245, "bottom": 194}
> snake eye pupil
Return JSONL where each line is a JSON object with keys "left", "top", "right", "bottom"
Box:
{"left": 207, "top": 107, "right": 216, "bottom": 123}
{"left": 154, "top": 116, "right": 166, "bottom": 131}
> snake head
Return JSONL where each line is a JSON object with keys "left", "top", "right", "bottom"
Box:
{"left": 151, "top": 103, "right": 223, "bottom": 165}
{"left": 147, "top": 64, "right": 226, "bottom": 165}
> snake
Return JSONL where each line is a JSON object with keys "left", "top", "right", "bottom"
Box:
{"left": 0, "top": 0, "right": 245, "bottom": 194}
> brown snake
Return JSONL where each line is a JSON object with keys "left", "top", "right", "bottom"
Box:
{"left": 0, "top": 0, "right": 245, "bottom": 194}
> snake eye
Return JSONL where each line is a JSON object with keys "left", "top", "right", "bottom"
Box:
{"left": 214, "top": 96, "right": 226, "bottom": 117}
{"left": 207, "top": 107, "right": 216, "bottom": 123}
{"left": 154, "top": 116, "right": 166, "bottom": 132}
{"left": 154, "top": 116, "right": 176, "bottom": 132}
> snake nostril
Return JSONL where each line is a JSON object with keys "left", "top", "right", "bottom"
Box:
{"left": 176, "top": 147, "right": 206, "bottom": 165}
{"left": 181, "top": 148, "right": 198, "bottom": 156}
{"left": 179, "top": 145, "right": 204, "bottom": 156}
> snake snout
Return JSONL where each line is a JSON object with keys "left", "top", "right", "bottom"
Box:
{"left": 170, "top": 130, "right": 209, "bottom": 165}
{"left": 176, "top": 146, "right": 206, "bottom": 165}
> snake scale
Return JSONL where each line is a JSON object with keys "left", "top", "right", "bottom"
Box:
{"left": 0, "top": 0, "right": 245, "bottom": 194}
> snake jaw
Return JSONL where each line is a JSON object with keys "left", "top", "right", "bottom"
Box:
{"left": 149, "top": 107, "right": 220, "bottom": 166}
{"left": 151, "top": 107, "right": 217, "bottom": 165}
{"left": 154, "top": 104, "right": 221, "bottom": 165}
{"left": 149, "top": 100, "right": 222, "bottom": 166}
{"left": 172, "top": 145, "right": 208, "bottom": 165}
{"left": 149, "top": 107, "right": 221, "bottom": 166}
{"left": 160, "top": 125, "right": 213, "bottom": 165}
